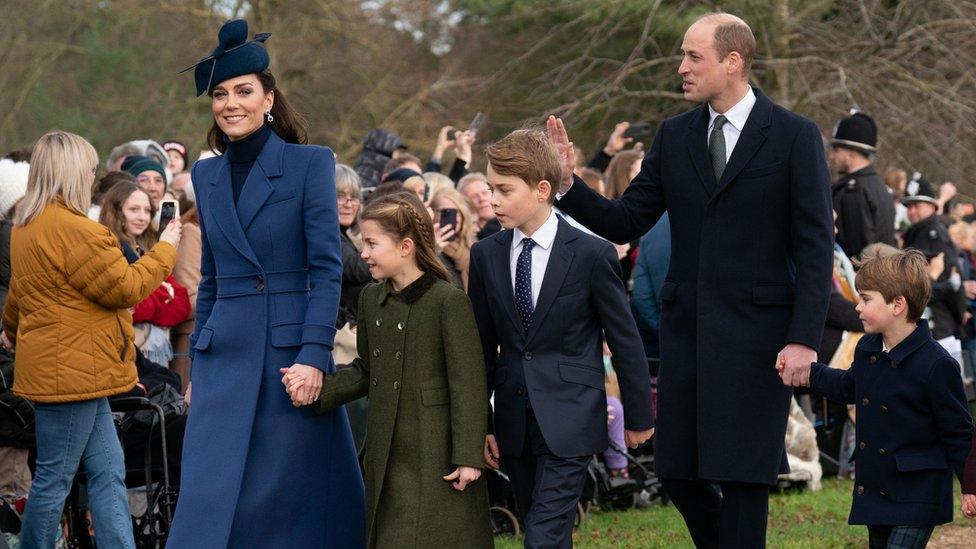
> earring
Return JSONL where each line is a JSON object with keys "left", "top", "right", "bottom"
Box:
{"left": 266, "top": 111, "right": 274, "bottom": 123}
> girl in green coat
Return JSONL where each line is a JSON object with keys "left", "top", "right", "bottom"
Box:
{"left": 283, "top": 191, "right": 493, "bottom": 548}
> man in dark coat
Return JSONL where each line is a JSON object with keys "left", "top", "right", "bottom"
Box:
{"left": 550, "top": 12, "right": 834, "bottom": 547}
{"left": 830, "top": 110, "right": 897, "bottom": 258}
{"left": 902, "top": 186, "right": 966, "bottom": 340}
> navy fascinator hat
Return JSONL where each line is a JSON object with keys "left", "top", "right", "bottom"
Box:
{"left": 180, "top": 19, "right": 271, "bottom": 97}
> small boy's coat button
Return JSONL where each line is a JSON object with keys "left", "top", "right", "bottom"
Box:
{"left": 881, "top": 405, "right": 888, "bottom": 413}
{"left": 856, "top": 486, "right": 865, "bottom": 495}
{"left": 516, "top": 386, "right": 525, "bottom": 396}
{"left": 524, "top": 352, "right": 533, "bottom": 361}
{"left": 861, "top": 398, "right": 869, "bottom": 406}
{"left": 859, "top": 442, "right": 867, "bottom": 450}
{"left": 879, "top": 490, "right": 887, "bottom": 497}
{"left": 869, "top": 355, "right": 877, "bottom": 363}
{"left": 878, "top": 448, "right": 886, "bottom": 455}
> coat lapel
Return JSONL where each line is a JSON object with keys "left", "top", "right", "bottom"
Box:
{"left": 207, "top": 156, "right": 261, "bottom": 269}
{"left": 236, "top": 133, "right": 285, "bottom": 232}
{"left": 712, "top": 89, "right": 772, "bottom": 198}
{"left": 490, "top": 230, "right": 526, "bottom": 339}
{"left": 685, "top": 104, "right": 715, "bottom": 197}
{"left": 526, "top": 220, "right": 575, "bottom": 346}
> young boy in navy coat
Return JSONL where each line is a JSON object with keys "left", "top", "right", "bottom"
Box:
{"left": 468, "top": 130, "right": 654, "bottom": 548}
{"left": 793, "top": 250, "right": 974, "bottom": 548}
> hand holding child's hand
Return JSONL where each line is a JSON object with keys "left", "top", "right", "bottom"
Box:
{"left": 625, "top": 428, "right": 655, "bottom": 449}
{"left": 279, "top": 364, "right": 323, "bottom": 406}
{"left": 443, "top": 466, "right": 481, "bottom": 491}
{"left": 963, "top": 494, "right": 976, "bottom": 518}
{"left": 777, "top": 344, "right": 815, "bottom": 387}
{"left": 484, "top": 435, "right": 500, "bottom": 469}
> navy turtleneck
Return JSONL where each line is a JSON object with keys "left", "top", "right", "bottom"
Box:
{"left": 225, "top": 123, "right": 273, "bottom": 204}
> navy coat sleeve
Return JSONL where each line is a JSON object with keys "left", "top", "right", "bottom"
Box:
{"left": 467, "top": 241, "right": 498, "bottom": 434}
{"left": 591, "top": 242, "right": 654, "bottom": 431}
{"left": 926, "top": 356, "right": 974, "bottom": 481}
{"left": 786, "top": 121, "right": 835, "bottom": 350}
{"left": 556, "top": 123, "right": 667, "bottom": 244}
{"left": 808, "top": 362, "right": 856, "bottom": 404}
{"left": 188, "top": 161, "right": 217, "bottom": 368}
{"left": 295, "top": 148, "right": 343, "bottom": 370}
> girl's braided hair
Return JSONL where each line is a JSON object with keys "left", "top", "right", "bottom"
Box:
{"left": 359, "top": 190, "right": 452, "bottom": 282}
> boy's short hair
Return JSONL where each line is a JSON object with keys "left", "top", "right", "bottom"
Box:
{"left": 485, "top": 129, "right": 561, "bottom": 204}
{"left": 855, "top": 249, "right": 932, "bottom": 322}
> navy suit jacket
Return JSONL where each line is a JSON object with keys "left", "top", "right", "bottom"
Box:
{"left": 468, "top": 217, "right": 653, "bottom": 458}
{"left": 557, "top": 89, "right": 835, "bottom": 484}
{"left": 810, "top": 323, "right": 973, "bottom": 526}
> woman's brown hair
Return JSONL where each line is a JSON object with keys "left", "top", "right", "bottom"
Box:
{"left": 207, "top": 70, "right": 308, "bottom": 154}
{"left": 98, "top": 181, "right": 158, "bottom": 253}
{"left": 604, "top": 150, "right": 643, "bottom": 199}
{"left": 359, "top": 191, "right": 451, "bottom": 283}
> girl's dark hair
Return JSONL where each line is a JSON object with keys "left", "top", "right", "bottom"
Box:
{"left": 98, "top": 181, "right": 158, "bottom": 252}
{"left": 359, "top": 191, "right": 451, "bottom": 283}
{"left": 207, "top": 70, "right": 308, "bottom": 154}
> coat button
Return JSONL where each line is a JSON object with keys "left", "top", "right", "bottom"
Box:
{"left": 393, "top": 380, "right": 400, "bottom": 390}
{"left": 376, "top": 318, "right": 382, "bottom": 327}
{"left": 879, "top": 448, "right": 886, "bottom": 455}
{"left": 869, "top": 355, "right": 876, "bottom": 363}
{"left": 395, "top": 351, "right": 402, "bottom": 360}
{"left": 255, "top": 275, "right": 265, "bottom": 291}
{"left": 880, "top": 490, "right": 887, "bottom": 497}
{"left": 861, "top": 398, "right": 869, "bottom": 406}
{"left": 859, "top": 442, "right": 866, "bottom": 450}
{"left": 373, "top": 349, "right": 380, "bottom": 358}
{"left": 397, "top": 322, "right": 404, "bottom": 330}
{"left": 371, "top": 377, "right": 378, "bottom": 386}
{"left": 516, "top": 386, "right": 525, "bottom": 396}
{"left": 881, "top": 405, "right": 888, "bottom": 413}
{"left": 857, "top": 485, "right": 865, "bottom": 495}
{"left": 524, "top": 352, "right": 533, "bottom": 361}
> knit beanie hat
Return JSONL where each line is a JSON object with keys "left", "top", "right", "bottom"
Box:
{"left": 122, "top": 155, "right": 168, "bottom": 183}
{"left": 0, "top": 158, "right": 29, "bottom": 219}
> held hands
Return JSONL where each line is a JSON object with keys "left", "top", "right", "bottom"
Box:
{"left": 777, "top": 344, "right": 816, "bottom": 387}
{"left": 963, "top": 493, "right": 976, "bottom": 518}
{"left": 279, "top": 364, "right": 324, "bottom": 407}
{"left": 443, "top": 466, "right": 482, "bottom": 491}
{"left": 546, "top": 116, "right": 576, "bottom": 195}
{"left": 159, "top": 219, "right": 183, "bottom": 248}
{"left": 625, "top": 428, "right": 655, "bottom": 449}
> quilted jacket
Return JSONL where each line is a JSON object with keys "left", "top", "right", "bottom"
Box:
{"left": 2, "top": 199, "right": 177, "bottom": 402}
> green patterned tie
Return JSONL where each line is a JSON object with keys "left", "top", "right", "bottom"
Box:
{"left": 709, "top": 115, "right": 728, "bottom": 189}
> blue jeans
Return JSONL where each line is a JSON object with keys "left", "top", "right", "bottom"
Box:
{"left": 20, "top": 397, "right": 134, "bottom": 549}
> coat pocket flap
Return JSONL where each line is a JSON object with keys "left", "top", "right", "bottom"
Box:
{"left": 271, "top": 323, "right": 303, "bottom": 348}
{"left": 738, "top": 162, "right": 783, "bottom": 179}
{"left": 193, "top": 327, "right": 214, "bottom": 351}
{"left": 894, "top": 450, "right": 948, "bottom": 472}
{"left": 660, "top": 280, "right": 678, "bottom": 302}
{"left": 558, "top": 363, "right": 604, "bottom": 390}
{"left": 752, "top": 285, "right": 795, "bottom": 305}
{"left": 421, "top": 387, "right": 450, "bottom": 406}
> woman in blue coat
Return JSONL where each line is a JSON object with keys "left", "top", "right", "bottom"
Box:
{"left": 167, "top": 20, "right": 365, "bottom": 548}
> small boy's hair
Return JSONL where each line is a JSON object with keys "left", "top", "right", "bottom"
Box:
{"left": 485, "top": 129, "right": 561, "bottom": 204}
{"left": 855, "top": 249, "right": 932, "bottom": 322}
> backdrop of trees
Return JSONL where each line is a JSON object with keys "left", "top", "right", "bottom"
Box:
{"left": 2, "top": 0, "right": 975, "bottom": 187}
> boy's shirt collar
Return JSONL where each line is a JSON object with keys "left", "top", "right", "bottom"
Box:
{"left": 864, "top": 321, "right": 931, "bottom": 367}
{"left": 512, "top": 209, "right": 558, "bottom": 252}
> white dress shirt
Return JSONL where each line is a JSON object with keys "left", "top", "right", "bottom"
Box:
{"left": 707, "top": 86, "right": 757, "bottom": 161}
{"left": 510, "top": 209, "right": 559, "bottom": 308}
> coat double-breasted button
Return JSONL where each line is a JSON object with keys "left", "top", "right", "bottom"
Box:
{"left": 373, "top": 349, "right": 381, "bottom": 358}
{"left": 857, "top": 485, "right": 865, "bottom": 495}
{"left": 376, "top": 318, "right": 382, "bottom": 327}
{"left": 255, "top": 275, "right": 265, "bottom": 291}
{"left": 371, "top": 377, "right": 378, "bottom": 386}
{"left": 524, "top": 352, "right": 533, "bottom": 361}
{"left": 879, "top": 448, "right": 886, "bottom": 455}
{"left": 859, "top": 442, "right": 867, "bottom": 450}
{"left": 397, "top": 322, "right": 404, "bottom": 330}
{"left": 393, "top": 380, "right": 400, "bottom": 390}
{"left": 861, "top": 398, "right": 870, "bottom": 406}
{"left": 869, "top": 355, "right": 877, "bottom": 363}
{"left": 881, "top": 405, "right": 888, "bottom": 413}
{"left": 395, "top": 351, "right": 402, "bottom": 360}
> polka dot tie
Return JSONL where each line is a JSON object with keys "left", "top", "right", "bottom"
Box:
{"left": 515, "top": 238, "right": 536, "bottom": 333}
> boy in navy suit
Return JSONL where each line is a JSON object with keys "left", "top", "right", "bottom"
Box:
{"left": 468, "top": 129, "right": 654, "bottom": 548}
{"left": 792, "top": 250, "right": 974, "bottom": 548}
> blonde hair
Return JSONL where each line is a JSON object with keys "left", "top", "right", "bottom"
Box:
{"left": 15, "top": 131, "right": 97, "bottom": 226}
{"left": 429, "top": 187, "right": 477, "bottom": 249}
{"left": 423, "top": 172, "right": 455, "bottom": 198}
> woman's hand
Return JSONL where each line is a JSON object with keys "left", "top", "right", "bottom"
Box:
{"left": 454, "top": 130, "right": 475, "bottom": 165}
{"left": 279, "top": 364, "right": 323, "bottom": 406}
{"left": 185, "top": 382, "right": 192, "bottom": 407}
{"left": 443, "top": 466, "right": 482, "bottom": 491}
{"left": 433, "top": 222, "right": 456, "bottom": 252}
{"left": 963, "top": 493, "right": 976, "bottom": 518}
{"left": 0, "top": 332, "right": 14, "bottom": 352}
{"left": 159, "top": 219, "right": 183, "bottom": 249}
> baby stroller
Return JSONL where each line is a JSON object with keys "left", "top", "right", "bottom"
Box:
{"left": 485, "top": 466, "right": 588, "bottom": 539}
{"left": 580, "top": 440, "right": 665, "bottom": 514}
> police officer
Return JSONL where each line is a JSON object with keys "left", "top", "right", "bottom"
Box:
{"left": 830, "top": 109, "right": 897, "bottom": 258}
{"left": 902, "top": 182, "right": 966, "bottom": 340}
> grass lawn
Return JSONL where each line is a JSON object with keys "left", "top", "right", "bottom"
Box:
{"left": 494, "top": 478, "right": 976, "bottom": 548}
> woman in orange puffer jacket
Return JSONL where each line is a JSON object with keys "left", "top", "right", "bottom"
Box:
{"left": 1, "top": 132, "right": 181, "bottom": 548}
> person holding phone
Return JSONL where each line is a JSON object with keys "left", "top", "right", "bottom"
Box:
{"left": 430, "top": 187, "right": 476, "bottom": 290}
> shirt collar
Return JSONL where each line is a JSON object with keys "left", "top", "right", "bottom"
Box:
{"left": 512, "top": 209, "right": 558, "bottom": 252}
{"left": 863, "top": 321, "right": 931, "bottom": 367}
{"left": 708, "top": 86, "right": 756, "bottom": 132}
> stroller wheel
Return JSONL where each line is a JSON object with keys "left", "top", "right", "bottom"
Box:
{"left": 574, "top": 502, "right": 586, "bottom": 527}
{"left": 490, "top": 506, "right": 520, "bottom": 538}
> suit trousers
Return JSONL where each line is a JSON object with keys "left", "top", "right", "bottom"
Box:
{"left": 661, "top": 478, "right": 770, "bottom": 549}
{"left": 502, "top": 408, "right": 589, "bottom": 549}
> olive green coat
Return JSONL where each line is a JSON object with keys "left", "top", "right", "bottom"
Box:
{"left": 317, "top": 274, "right": 493, "bottom": 549}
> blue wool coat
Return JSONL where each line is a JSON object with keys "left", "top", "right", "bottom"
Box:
{"left": 557, "top": 89, "right": 835, "bottom": 484}
{"left": 166, "top": 132, "right": 366, "bottom": 548}
{"left": 810, "top": 322, "right": 973, "bottom": 526}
